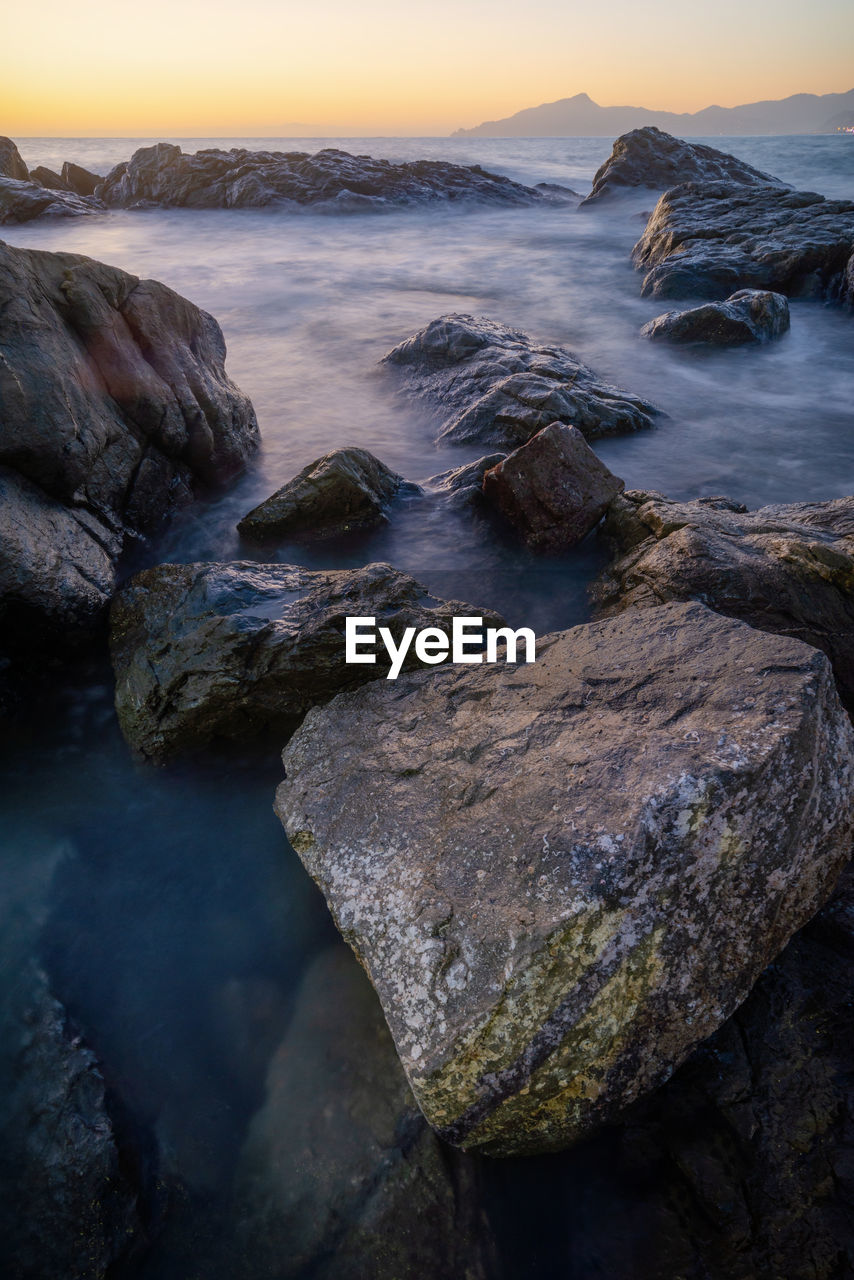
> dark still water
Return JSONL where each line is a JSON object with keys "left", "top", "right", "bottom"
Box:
{"left": 1, "top": 135, "right": 853, "bottom": 1277}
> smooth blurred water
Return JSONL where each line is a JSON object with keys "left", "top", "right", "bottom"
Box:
{"left": 2, "top": 133, "right": 853, "bottom": 1277}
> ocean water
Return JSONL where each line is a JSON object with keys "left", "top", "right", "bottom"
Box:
{"left": 2, "top": 134, "right": 853, "bottom": 1277}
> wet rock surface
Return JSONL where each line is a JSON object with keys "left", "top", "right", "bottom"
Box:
{"left": 595, "top": 490, "right": 854, "bottom": 709}
{"left": 110, "top": 560, "right": 504, "bottom": 761}
{"left": 0, "top": 240, "right": 258, "bottom": 651}
{"left": 96, "top": 142, "right": 558, "bottom": 211}
{"left": 237, "top": 447, "right": 416, "bottom": 542}
{"left": 0, "top": 178, "right": 103, "bottom": 223}
{"left": 580, "top": 126, "right": 783, "bottom": 205}
{"left": 632, "top": 182, "right": 854, "bottom": 300}
{"left": 232, "top": 945, "right": 495, "bottom": 1280}
{"left": 482, "top": 422, "right": 624, "bottom": 550}
{"left": 427, "top": 453, "right": 508, "bottom": 508}
{"left": 276, "top": 600, "right": 854, "bottom": 1156}
{"left": 641, "top": 289, "right": 790, "bottom": 344}
{"left": 382, "top": 314, "right": 659, "bottom": 448}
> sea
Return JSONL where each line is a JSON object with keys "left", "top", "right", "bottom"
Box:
{"left": 1, "top": 133, "right": 853, "bottom": 1277}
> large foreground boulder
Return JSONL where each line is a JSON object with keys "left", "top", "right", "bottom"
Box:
{"left": 595, "top": 490, "right": 854, "bottom": 709}
{"left": 641, "top": 289, "right": 790, "bottom": 344}
{"left": 96, "top": 143, "right": 560, "bottom": 211}
{"left": 632, "top": 182, "right": 854, "bottom": 301}
{"left": 0, "top": 240, "right": 258, "bottom": 650}
{"left": 276, "top": 601, "right": 854, "bottom": 1156}
{"left": 383, "top": 314, "right": 659, "bottom": 448}
{"left": 580, "top": 126, "right": 783, "bottom": 205}
{"left": 232, "top": 946, "right": 494, "bottom": 1280}
{"left": 110, "top": 560, "right": 503, "bottom": 761}
{"left": 237, "top": 448, "right": 416, "bottom": 542}
{"left": 482, "top": 423, "right": 624, "bottom": 549}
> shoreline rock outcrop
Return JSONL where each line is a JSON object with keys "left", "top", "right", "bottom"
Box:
{"left": 383, "top": 314, "right": 660, "bottom": 448}
{"left": 110, "top": 560, "right": 504, "bottom": 761}
{"left": 276, "top": 601, "right": 854, "bottom": 1156}
{"left": 641, "top": 289, "right": 791, "bottom": 344}
{"left": 0, "top": 240, "right": 258, "bottom": 652}
{"left": 580, "top": 126, "right": 783, "bottom": 205}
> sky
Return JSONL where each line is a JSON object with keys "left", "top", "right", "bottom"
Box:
{"left": 3, "top": 0, "right": 853, "bottom": 136}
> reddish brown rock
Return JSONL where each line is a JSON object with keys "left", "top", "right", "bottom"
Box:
{"left": 482, "top": 422, "right": 624, "bottom": 551}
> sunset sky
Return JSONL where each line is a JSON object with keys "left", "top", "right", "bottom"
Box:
{"left": 4, "top": 0, "right": 853, "bottom": 136}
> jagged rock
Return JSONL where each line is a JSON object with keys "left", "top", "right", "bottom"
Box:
{"left": 237, "top": 448, "right": 416, "bottom": 542}
{"left": 594, "top": 490, "right": 854, "bottom": 709}
{"left": 275, "top": 600, "right": 854, "bottom": 1157}
{"left": 110, "top": 560, "right": 504, "bottom": 761}
{"left": 580, "top": 126, "right": 783, "bottom": 205}
{"left": 482, "top": 423, "right": 624, "bottom": 550}
{"left": 61, "top": 161, "right": 103, "bottom": 196}
{"left": 0, "top": 136, "right": 28, "bottom": 181}
{"left": 232, "top": 945, "right": 495, "bottom": 1280}
{"left": 641, "top": 289, "right": 790, "bottom": 344}
{"left": 0, "top": 240, "right": 258, "bottom": 652}
{"left": 632, "top": 182, "right": 854, "bottom": 300}
{"left": 0, "top": 177, "right": 102, "bottom": 223}
{"left": 427, "top": 453, "right": 508, "bottom": 508}
{"left": 28, "top": 165, "right": 72, "bottom": 191}
{"left": 382, "top": 314, "right": 659, "bottom": 448}
{"left": 96, "top": 143, "right": 558, "bottom": 211}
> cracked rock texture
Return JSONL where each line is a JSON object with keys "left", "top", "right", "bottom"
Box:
{"left": 482, "top": 422, "right": 624, "bottom": 550}
{"left": 110, "top": 560, "right": 504, "bottom": 761}
{"left": 580, "top": 126, "right": 783, "bottom": 205}
{"left": 275, "top": 600, "right": 854, "bottom": 1156}
{"left": 232, "top": 945, "right": 495, "bottom": 1280}
{"left": 641, "top": 289, "right": 790, "bottom": 344}
{"left": 382, "top": 314, "right": 659, "bottom": 448}
{"left": 595, "top": 490, "right": 854, "bottom": 709}
{"left": 632, "top": 182, "right": 854, "bottom": 301}
{"left": 95, "top": 143, "right": 558, "bottom": 212}
{"left": 0, "top": 240, "right": 258, "bottom": 650}
{"left": 237, "top": 448, "right": 416, "bottom": 542}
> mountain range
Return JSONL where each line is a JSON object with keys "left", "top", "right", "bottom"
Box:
{"left": 452, "top": 89, "right": 854, "bottom": 137}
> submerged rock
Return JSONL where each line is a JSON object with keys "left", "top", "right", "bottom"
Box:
{"left": 382, "top": 314, "right": 659, "bottom": 448}
{"left": 275, "top": 601, "right": 854, "bottom": 1156}
{"left": 580, "top": 126, "right": 783, "bottom": 205}
{"left": 595, "top": 490, "right": 854, "bottom": 709}
{"left": 96, "top": 143, "right": 557, "bottom": 211}
{"left": 427, "top": 453, "right": 508, "bottom": 508}
{"left": 237, "top": 448, "right": 416, "bottom": 542}
{"left": 232, "top": 945, "right": 494, "bottom": 1280}
{"left": 482, "top": 422, "right": 624, "bottom": 550}
{"left": 110, "top": 560, "right": 503, "bottom": 761}
{"left": 0, "top": 136, "right": 28, "bottom": 181}
{"left": 641, "top": 289, "right": 790, "bottom": 344}
{"left": 632, "top": 182, "right": 854, "bottom": 300}
{"left": 0, "top": 240, "right": 258, "bottom": 652}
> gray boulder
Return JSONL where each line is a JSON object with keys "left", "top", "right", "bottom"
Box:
{"left": 237, "top": 448, "right": 416, "bottom": 542}
{"left": 632, "top": 182, "right": 854, "bottom": 300}
{"left": 0, "top": 240, "right": 258, "bottom": 650}
{"left": 482, "top": 422, "right": 624, "bottom": 550}
{"left": 580, "top": 126, "right": 783, "bottom": 205}
{"left": 0, "top": 177, "right": 102, "bottom": 223}
{"left": 28, "top": 165, "right": 72, "bottom": 191}
{"left": 382, "top": 314, "right": 659, "bottom": 448}
{"left": 595, "top": 489, "right": 854, "bottom": 709}
{"left": 96, "top": 143, "right": 557, "bottom": 212}
{"left": 641, "top": 289, "right": 791, "bottom": 344}
{"left": 232, "top": 945, "right": 494, "bottom": 1280}
{"left": 426, "top": 453, "right": 508, "bottom": 508}
{"left": 0, "top": 136, "right": 28, "bottom": 180}
{"left": 61, "top": 161, "right": 103, "bottom": 196}
{"left": 110, "top": 560, "right": 504, "bottom": 761}
{"left": 275, "top": 600, "right": 854, "bottom": 1156}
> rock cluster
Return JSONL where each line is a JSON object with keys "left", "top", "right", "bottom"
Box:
{"left": 580, "top": 126, "right": 783, "bottom": 205}
{"left": 632, "top": 182, "right": 854, "bottom": 301}
{"left": 383, "top": 314, "right": 659, "bottom": 448}
{"left": 595, "top": 490, "right": 854, "bottom": 709}
{"left": 641, "top": 289, "right": 791, "bottom": 344}
{"left": 0, "top": 241, "right": 258, "bottom": 651}
{"left": 276, "top": 601, "right": 854, "bottom": 1156}
{"left": 238, "top": 448, "right": 417, "bottom": 542}
{"left": 110, "top": 560, "right": 503, "bottom": 761}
